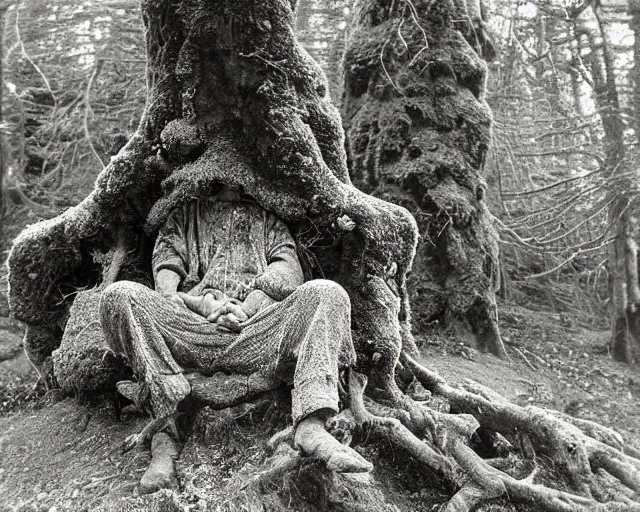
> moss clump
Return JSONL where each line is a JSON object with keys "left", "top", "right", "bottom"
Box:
{"left": 52, "top": 290, "right": 131, "bottom": 393}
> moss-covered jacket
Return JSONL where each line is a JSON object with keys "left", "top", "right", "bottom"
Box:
{"left": 152, "top": 196, "right": 304, "bottom": 302}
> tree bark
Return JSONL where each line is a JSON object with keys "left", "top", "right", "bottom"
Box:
{"left": 0, "top": 4, "right": 9, "bottom": 225}
{"left": 631, "top": 0, "right": 640, "bottom": 140}
{"left": 342, "top": 0, "right": 506, "bottom": 357}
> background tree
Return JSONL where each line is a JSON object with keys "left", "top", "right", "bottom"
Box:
{"left": 0, "top": 2, "right": 12, "bottom": 226}
{"left": 295, "top": 0, "right": 350, "bottom": 100}
{"left": 342, "top": 0, "right": 506, "bottom": 357}
{"left": 0, "top": 0, "right": 145, "bottom": 318}
{"left": 482, "top": 0, "right": 640, "bottom": 362}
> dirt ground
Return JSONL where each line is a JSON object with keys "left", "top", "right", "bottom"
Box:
{"left": 0, "top": 302, "right": 639, "bottom": 511}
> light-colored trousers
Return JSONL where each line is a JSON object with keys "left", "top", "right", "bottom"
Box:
{"left": 99, "top": 280, "right": 356, "bottom": 423}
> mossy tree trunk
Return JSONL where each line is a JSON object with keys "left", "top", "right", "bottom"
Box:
{"left": 342, "top": 0, "right": 506, "bottom": 357}
{"left": 9, "top": 0, "right": 418, "bottom": 390}
{"left": 7, "top": 0, "right": 640, "bottom": 510}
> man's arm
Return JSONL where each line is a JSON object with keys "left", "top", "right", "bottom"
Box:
{"left": 152, "top": 207, "right": 189, "bottom": 305}
{"left": 243, "top": 213, "right": 304, "bottom": 317}
{"left": 156, "top": 269, "right": 181, "bottom": 293}
{"left": 156, "top": 269, "right": 185, "bottom": 307}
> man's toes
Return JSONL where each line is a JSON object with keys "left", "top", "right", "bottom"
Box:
{"left": 122, "top": 433, "right": 141, "bottom": 453}
{"left": 139, "top": 433, "right": 179, "bottom": 494}
{"left": 326, "top": 447, "right": 373, "bottom": 473}
{"left": 139, "top": 466, "right": 178, "bottom": 495}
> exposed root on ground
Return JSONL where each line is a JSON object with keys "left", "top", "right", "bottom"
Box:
{"left": 177, "top": 353, "right": 640, "bottom": 510}
{"left": 186, "top": 372, "right": 281, "bottom": 409}
{"left": 122, "top": 416, "right": 179, "bottom": 453}
{"left": 345, "top": 360, "right": 640, "bottom": 512}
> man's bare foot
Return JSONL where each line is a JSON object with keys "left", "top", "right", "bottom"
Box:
{"left": 294, "top": 414, "right": 373, "bottom": 473}
{"left": 122, "top": 416, "right": 179, "bottom": 453}
{"left": 139, "top": 433, "right": 179, "bottom": 495}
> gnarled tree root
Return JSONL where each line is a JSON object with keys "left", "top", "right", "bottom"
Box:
{"left": 347, "top": 361, "right": 640, "bottom": 512}
{"left": 402, "top": 353, "right": 640, "bottom": 492}
{"left": 186, "top": 372, "right": 281, "bottom": 409}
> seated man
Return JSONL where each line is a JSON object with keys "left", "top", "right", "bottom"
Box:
{"left": 100, "top": 186, "right": 372, "bottom": 493}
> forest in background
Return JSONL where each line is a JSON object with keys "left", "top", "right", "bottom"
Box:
{"left": 1, "top": 0, "right": 639, "bottom": 343}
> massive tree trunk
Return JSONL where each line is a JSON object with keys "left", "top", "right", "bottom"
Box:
{"left": 342, "top": 0, "right": 506, "bottom": 357}
{"left": 8, "top": 0, "right": 418, "bottom": 376}
{"left": 9, "top": 0, "right": 424, "bottom": 410}
{"left": 6, "top": 0, "right": 640, "bottom": 510}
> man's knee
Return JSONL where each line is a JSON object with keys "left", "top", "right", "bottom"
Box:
{"left": 298, "top": 280, "right": 350, "bottom": 308}
{"left": 100, "top": 281, "right": 148, "bottom": 315}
